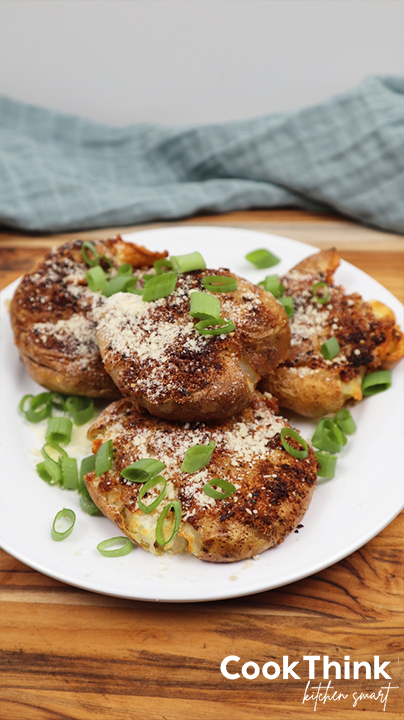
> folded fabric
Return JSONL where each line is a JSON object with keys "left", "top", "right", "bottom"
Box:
{"left": 0, "top": 75, "right": 403, "bottom": 235}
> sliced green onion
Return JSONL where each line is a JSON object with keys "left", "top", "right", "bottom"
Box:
{"left": 189, "top": 291, "right": 220, "bottom": 320}
{"left": 45, "top": 417, "right": 73, "bottom": 445}
{"left": 321, "top": 337, "right": 340, "bottom": 360}
{"left": 142, "top": 273, "right": 155, "bottom": 283}
{"left": 80, "top": 490, "right": 101, "bottom": 515}
{"left": 24, "top": 392, "right": 53, "bottom": 423}
{"left": 51, "top": 508, "right": 76, "bottom": 541}
{"left": 97, "top": 536, "right": 134, "bottom": 557}
{"left": 142, "top": 271, "right": 178, "bottom": 302}
{"left": 312, "top": 282, "right": 331, "bottom": 304}
{"left": 121, "top": 458, "right": 166, "bottom": 483}
{"left": 41, "top": 441, "right": 68, "bottom": 463}
{"left": 19, "top": 394, "right": 34, "bottom": 414}
{"left": 245, "top": 248, "right": 280, "bottom": 269}
{"left": 79, "top": 454, "right": 96, "bottom": 493}
{"left": 65, "top": 396, "right": 94, "bottom": 426}
{"left": 315, "top": 451, "right": 338, "bottom": 479}
{"left": 36, "top": 459, "right": 62, "bottom": 485}
{"left": 117, "top": 263, "right": 132, "bottom": 276}
{"left": 280, "top": 428, "right": 309, "bottom": 459}
{"left": 81, "top": 241, "right": 99, "bottom": 267}
{"left": 203, "top": 478, "right": 235, "bottom": 499}
{"left": 86, "top": 265, "right": 106, "bottom": 292}
{"left": 154, "top": 258, "right": 174, "bottom": 274}
{"left": 60, "top": 456, "right": 78, "bottom": 490}
{"left": 138, "top": 476, "right": 167, "bottom": 514}
{"left": 258, "top": 274, "right": 285, "bottom": 298}
{"left": 312, "top": 418, "right": 346, "bottom": 453}
{"left": 362, "top": 370, "right": 392, "bottom": 396}
{"left": 181, "top": 440, "right": 216, "bottom": 473}
{"left": 95, "top": 439, "right": 113, "bottom": 477}
{"left": 202, "top": 275, "right": 238, "bottom": 293}
{"left": 50, "top": 393, "right": 67, "bottom": 413}
{"left": 102, "top": 275, "right": 138, "bottom": 297}
{"left": 194, "top": 317, "right": 236, "bottom": 335}
{"left": 170, "top": 251, "right": 206, "bottom": 273}
{"left": 278, "top": 296, "right": 294, "bottom": 317}
{"left": 99, "top": 255, "right": 113, "bottom": 269}
{"left": 334, "top": 408, "right": 356, "bottom": 435}
{"left": 155, "top": 500, "right": 182, "bottom": 546}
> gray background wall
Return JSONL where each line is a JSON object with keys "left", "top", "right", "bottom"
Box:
{"left": 1, "top": 0, "right": 403, "bottom": 125}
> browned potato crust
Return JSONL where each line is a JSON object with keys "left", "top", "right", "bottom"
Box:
{"left": 85, "top": 392, "right": 318, "bottom": 562}
{"left": 10, "top": 236, "right": 167, "bottom": 398}
{"left": 97, "top": 269, "right": 290, "bottom": 422}
{"left": 260, "top": 248, "right": 404, "bottom": 417}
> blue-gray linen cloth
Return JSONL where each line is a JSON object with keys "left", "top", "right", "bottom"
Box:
{"left": 0, "top": 76, "right": 403, "bottom": 234}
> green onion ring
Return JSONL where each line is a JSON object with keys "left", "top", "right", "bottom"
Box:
{"left": 170, "top": 251, "right": 206, "bottom": 273}
{"left": 280, "top": 428, "right": 309, "bottom": 459}
{"left": 142, "top": 271, "right": 178, "bottom": 302}
{"left": 86, "top": 265, "right": 106, "bottom": 292}
{"left": 258, "top": 274, "right": 285, "bottom": 298}
{"left": 362, "top": 370, "right": 392, "bottom": 396}
{"left": 36, "top": 459, "right": 62, "bottom": 485}
{"left": 65, "top": 396, "right": 94, "bottom": 426}
{"left": 95, "top": 439, "right": 113, "bottom": 477}
{"left": 24, "top": 392, "right": 53, "bottom": 423}
{"left": 154, "top": 258, "right": 174, "bottom": 274}
{"left": 155, "top": 500, "right": 182, "bottom": 546}
{"left": 312, "top": 418, "right": 346, "bottom": 453}
{"left": 41, "top": 441, "right": 68, "bottom": 462}
{"left": 321, "top": 337, "right": 340, "bottom": 360}
{"left": 245, "top": 248, "right": 280, "bottom": 269}
{"left": 278, "top": 296, "right": 294, "bottom": 317}
{"left": 19, "top": 394, "right": 34, "bottom": 414}
{"left": 50, "top": 393, "right": 67, "bottom": 413}
{"left": 45, "top": 416, "right": 73, "bottom": 445}
{"left": 102, "top": 275, "right": 138, "bottom": 297}
{"left": 181, "top": 440, "right": 216, "bottom": 473}
{"left": 312, "top": 282, "right": 331, "bottom": 304}
{"left": 80, "top": 490, "right": 101, "bottom": 515}
{"left": 202, "top": 275, "right": 238, "bottom": 293}
{"left": 121, "top": 458, "right": 166, "bottom": 483}
{"left": 97, "top": 536, "right": 134, "bottom": 557}
{"left": 60, "top": 456, "right": 78, "bottom": 490}
{"left": 194, "top": 317, "right": 236, "bottom": 335}
{"left": 202, "top": 478, "right": 236, "bottom": 499}
{"left": 334, "top": 408, "right": 356, "bottom": 435}
{"left": 51, "top": 508, "right": 76, "bottom": 541}
{"left": 190, "top": 291, "right": 221, "bottom": 321}
{"left": 315, "top": 451, "right": 338, "bottom": 479}
{"left": 138, "top": 476, "right": 167, "bottom": 514}
{"left": 78, "top": 455, "right": 96, "bottom": 494}
{"left": 81, "top": 241, "right": 99, "bottom": 267}
{"left": 117, "top": 263, "right": 133, "bottom": 276}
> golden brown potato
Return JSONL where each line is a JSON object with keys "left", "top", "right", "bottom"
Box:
{"left": 96, "top": 269, "right": 290, "bottom": 422}
{"left": 85, "top": 392, "right": 318, "bottom": 563}
{"left": 10, "top": 236, "right": 167, "bottom": 398}
{"left": 260, "top": 248, "right": 404, "bottom": 417}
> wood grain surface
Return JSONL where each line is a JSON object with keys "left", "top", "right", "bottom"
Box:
{"left": 1, "top": 210, "right": 403, "bottom": 720}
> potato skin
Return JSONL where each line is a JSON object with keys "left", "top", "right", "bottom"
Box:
{"left": 97, "top": 269, "right": 290, "bottom": 422}
{"left": 85, "top": 393, "right": 318, "bottom": 563}
{"left": 260, "top": 248, "right": 404, "bottom": 418}
{"left": 10, "top": 236, "right": 167, "bottom": 398}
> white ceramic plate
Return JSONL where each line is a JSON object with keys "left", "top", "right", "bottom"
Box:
{"left": 1, "top": 227, "right": 403, "bottom": 603}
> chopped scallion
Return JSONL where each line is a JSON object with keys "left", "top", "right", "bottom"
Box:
{"left": 181, "top": 440, "right": 216, "bottom": 473}
{"left": 245, "top": 248, "right": 280, "bottom": 269}
{"left": 202, "top": 478, "right": 235, "bottom": 499}
{"left": 315, "top": 451, "right": 338, "bottom": 479}
{"left": 121, "top": 458, "right": 166, "bottom": 483}
{"left": 278, "top": 296, "right": 294, "bottom": 317}
{"left": 97, "top": 536, "right": 134, "bottom": 557}
{"left": 45, "top": 417, "right": 73, "bottom": 445}
{"left": 60, "top": 456, "right": 78, "bottom": 490}
{"left": 95, "top": 439, "right": 113, "bottom": 477}
{"left": 102, "top": 275, "right": 138, "bottom": 297}
{"left": 79, "top": 455, "right": 96, "bottom": 494}
{"left": 321, "top": 337, "right": 340, "bottom": 360}
{"left": 190, "top": 291, "right": 220, "bottom": 320}
{"left": 36, "top": 459, "right": 62, "bottom": 485}
{"left": 86, "top": 265, "right": 106, "bottom": 292}
{"left": 155, "top": 500, "right": 182, "bottom": 546}
{"left": 312, "top": 418, "right": 346, "bottom": 453}
{"left": 312, "top": 282, "right": 331, "bottom": 304}
{"left": 51, "top": 508, "right": 76, "bottom": 541}
{"left": 154, "top": 258, "right": 173, "bottom": 274}
{"left": 194, "top": 317, "right": 235, "bottom": 335}
{"left": 280, "top": 428, "right": 309, "bottom": 459}
{"left": 259, "top": 274, "right": 285, "bottom": 298}
{"left": 65, "top": 396, "right": 94, "bottom": 426}
{"left": 80, "top": 490, "right": 101, "bottom": 515}
{"left": 138, "top": 476, "right": 167, "bottom": 514}
{"left": 334, "top": 408, "right": 356, "bottom": 435}
{"left": 142, "top": 271, "right": 178, "bottom": 302}
{"left": 362, "top": 370, "right": 392, "bottom": 396}
{"left": 81, "top": 241, "right": 99, "bottom": 267}
{"left": 202, "top": 275, "right": 238, "bottom": 293}
{"left": 170, "top": 251, "right": 206, "bottom": 273}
